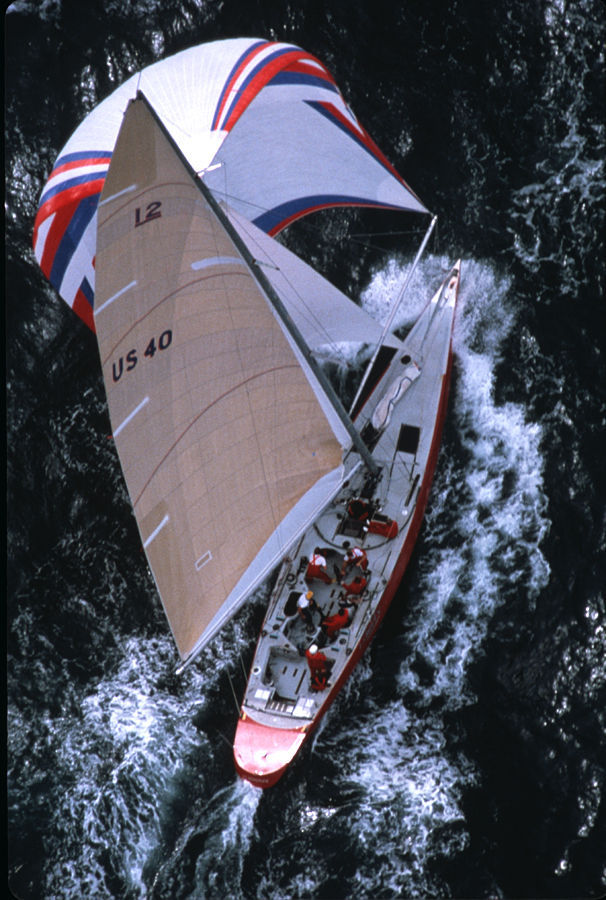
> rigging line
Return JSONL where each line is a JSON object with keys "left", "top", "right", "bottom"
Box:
{"left": 347, "top": 228, "right": 426, "bottom": 252}
{"left": 207, "top": 186, "right": 270, "bottom": 218}
{"left": 348, "top": 229, "right": 422, "bottom": 238}
{"left": 350, "top": 215, "right": 437, "bottom": 416}
{"left": 226, "top": 668, "right": 241, "bottom": 715}
{"left": 346, "top": 237, "right": 403, "bottom": 254}
{"left": 239, "top": 221, "right": 359, "bottom": 370}
{"left": 215, "top": 729, "right": 234, "bottom": 751}
{"left": 232, "top": 211, "right": 387, "bottom": 380}
{"left": 209, "top": 187, "right": 422, "bottom": 247}
{"left": 209, "top": 186, "right": 419, "bottom": 279}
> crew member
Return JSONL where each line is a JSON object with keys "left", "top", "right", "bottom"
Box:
{"left": 297, "top": 590, "right": 318, "bottom": 630}
{"left": 342, "top": 573, "right": 368, "bottom": 599}
{"left": 305, "top": 548, "right": 334, "bottom": 584}
{"left": 340, "top": 542, "right": 368, "bottom": 579}
{"left": 347, "top": 498, "right": 370, "bottom": 522}
{"left": 305, "top": 644, "right": 329, "bottom": 691}
{"left": 321, "top": 604, "right": 351, "bottom": 640}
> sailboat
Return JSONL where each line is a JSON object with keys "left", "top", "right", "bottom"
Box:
{"left": 33, "top": 39, "right": 459, "bottom": 788}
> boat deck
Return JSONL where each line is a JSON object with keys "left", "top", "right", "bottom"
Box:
{"left": 239, "top": 265, "right": 458, "bottom": 732}
{"left": 241, "top": 460, "right": 414, "bottom": 726}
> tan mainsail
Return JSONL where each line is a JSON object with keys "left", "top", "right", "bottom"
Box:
{"left": 94, "top": 96, "right": 346, "bottom": 661}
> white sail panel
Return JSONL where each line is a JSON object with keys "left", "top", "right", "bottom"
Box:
{"left": 207, "top": 90, "right": 426, "bottom": 233}
{"left": 33, "top": 38, "right": 428, "bottom": 329}
{"left": 94, "top": 95, "right": 345, "bottom": 659}
{"left": 226, "top": 207, "right": 403, "bottom": 352}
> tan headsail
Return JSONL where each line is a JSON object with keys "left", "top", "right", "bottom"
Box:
{"left": 94, "top": 96, "right": 347, "bottom": 661}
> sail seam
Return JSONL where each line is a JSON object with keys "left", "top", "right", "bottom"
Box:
{"left": 100, "top": 271, "right": 250, "bottom": 365}
{"left": 132, "top": 364, "right": 301, "bottom": 507}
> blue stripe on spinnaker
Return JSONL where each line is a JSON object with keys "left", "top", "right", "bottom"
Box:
{"left": 79, "top": 276, "right": 94, "bottom": 306}
{"left": 253, "top": 194, "right": 400, "bottom": 234}
{"left": 49, "top": 194, "right": 98, "bottom": 289}
{"left": 268, "top": 72, "right": 339, "bottom": 93}
{"left": 39, "top": 171, "right": 106, "bottom": 207}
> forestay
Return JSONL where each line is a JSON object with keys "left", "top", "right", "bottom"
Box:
{"left": 94, "top": 95, "right": 348, "bottom": 661}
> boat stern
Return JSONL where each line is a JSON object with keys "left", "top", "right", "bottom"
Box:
{"left": 233, "top": 713, "right": 307, "bottom": 788}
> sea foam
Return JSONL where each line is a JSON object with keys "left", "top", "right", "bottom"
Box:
{"left": 293, "top": 253, "right": 553, "bottom": 896}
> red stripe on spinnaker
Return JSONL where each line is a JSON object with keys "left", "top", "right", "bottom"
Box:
{"left": 73, "top": 286, "right": 96, "bottom": 333}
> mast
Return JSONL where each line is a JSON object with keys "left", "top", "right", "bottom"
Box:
{"left": 135, "top": 91, "right": 380, "bottom": 478}
{"left": 350, "top": 214, "right": 437, "bottom": 416}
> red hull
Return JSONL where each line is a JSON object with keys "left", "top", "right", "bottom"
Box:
{"left": 234, "top": 341, "right": 455, "bottom": 788}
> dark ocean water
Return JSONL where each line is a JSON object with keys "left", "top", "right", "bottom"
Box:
{"left": 6, "top": 1, "right": 606, "bottom": 898}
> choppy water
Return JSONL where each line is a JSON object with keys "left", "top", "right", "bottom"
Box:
{"left": 7, "top": 1, "right": 606, "bottom": 898}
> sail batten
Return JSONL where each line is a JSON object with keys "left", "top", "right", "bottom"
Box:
{"left": 94, "top": 95, "right": 346, "bottom": 659}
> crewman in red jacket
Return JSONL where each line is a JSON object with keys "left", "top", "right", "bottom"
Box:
{"left": 305, "top": 644, "right": 329, "bottom": 691}
{"left": 347, "top": 498, "right": 370, "bottom": 522}
{"left": 321, "top": 604, "right": 351, "bottom": 640}
{"left": 339, "top": 543, "right": 368, "bottom": 579}
{"left": 305, "top": 547, "right": 334, "bottom": 584}
{"left": 341, "top": 574, "right": 367, "bottom": 598}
